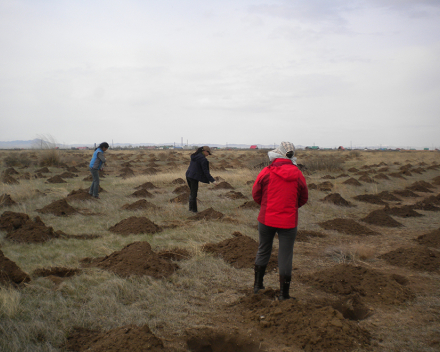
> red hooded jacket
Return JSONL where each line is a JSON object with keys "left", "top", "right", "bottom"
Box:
{"left": 252, "top": 158, "right": 308, "bottom": 229}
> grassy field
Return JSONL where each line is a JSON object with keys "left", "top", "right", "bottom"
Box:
{"left": 0, "top": 148, "right": 439, "bottom": 351}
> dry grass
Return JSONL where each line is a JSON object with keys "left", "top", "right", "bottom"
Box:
{"left": 0, "top": 149, "right": 439, "bottom": 351}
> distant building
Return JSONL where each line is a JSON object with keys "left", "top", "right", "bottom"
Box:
{"left": 250, "top": 145, "right": 258, "bottom": 149}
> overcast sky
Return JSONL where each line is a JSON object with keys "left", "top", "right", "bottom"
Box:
{"left": 1, "top": 0, "right": 439, "bottom": 148}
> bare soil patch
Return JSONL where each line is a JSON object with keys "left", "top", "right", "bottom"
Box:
{"left": 135, "top": 181, "right": 158, "bottom": 190}
{"left": 393, "top": 189, "right": 420, "bottom": 198}
{"left": 36, "top": 198, "right": 77, "bottom": 216}
{"left": 45, "top": 175, "right": 67, "bottom": 184}
{"left": 238, "top": 200, "right": 260, "bottom": 209}
{"left": 220, "top": 191, "right": 248, "bottom": 200}
{"left": 213, "top": 181, "right": 235, "bottom": 190}
{"left": 0, "top": 211, "right": 30, "bottom": 232}
{"left": 170, "top": 192, "right": 189, "bottom": 204}
{"left": 382, "top": 205, "right": 423, "bottom": 218}
{"left": 318, "top": 218, "right": 379, "bottom": 236}
{"left": 65, "top": 189, "right": 95, "bottom": 201}
{"left": 81, "top": 241, "right": 178, "bottom": 278}
{"left": 379, "top": 246, "right": 440, "bottom": 272}
{"left": 353, "top": 194, "right": 387, "bottom": 205}
{"left": 108, "top": 216, "right": 162, "bottom": 235}
{"left": 342, "top": 178, "right": 362, "bottom": 186}
{"left": 188, "top": 207, "right": 224, "bottom": 220}
{"left": 171, "top": 178, "right": 186, "bottom": 184}
{"left": 414, "top": 229, "right": 440, "bottom": 248}
{"left": 172, "top": 185, "right": 190, "bottom": 194}
{"left": 406, "top": 184, "right": 434, "bottom": 193}
{"left": 0, "top": 249, "right": 31, "bottom": 286}
{"left": 376, "top": 191, "right": 401, "bottom": 201}
{"left": 203, "top": 231, "right": 277, "bottom": 270}
{"left": 130, "top": 189, "right": 154, "bottom": 198}
{"left": 299, "top": 264, "right": 415, "bottom": 305}
{"left": 296, "top": 229, "right": 328, "bottom": 242}
{"left": 121, "top": 199, "right": 159, "bottom": 211}
{"left": 360, "top": 209, "right": 404, "bottom": 228}
{"left": 5, "top": 216, "right": 64, "bottom": 243}
{"left": 320, "top": 193, "right": 353, "bottom": 207}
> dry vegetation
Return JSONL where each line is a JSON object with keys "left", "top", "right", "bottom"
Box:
{"left": 0, "top": 148, "right": 439, "bottom": 352}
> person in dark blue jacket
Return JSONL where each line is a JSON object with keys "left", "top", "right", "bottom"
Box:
{"left": 89, "top": 142, "right": 109, "bottom": 199}
{"left": 185, "top": 146, "right": 215, "bottom": 213}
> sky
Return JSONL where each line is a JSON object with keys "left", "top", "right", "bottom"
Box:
{"left": 1, "top": 0, "right": 439, "bottom": 149}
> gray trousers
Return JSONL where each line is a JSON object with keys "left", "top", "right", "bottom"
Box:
{"left": 255, "top": 222, "right": 297, "bottom": 276}
{"left": 89, "top": 168, "right": 100, "bottom": 197}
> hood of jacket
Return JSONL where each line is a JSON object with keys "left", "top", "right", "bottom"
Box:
{"left": 268, "top": 158, "right": 298, "bottom": 182}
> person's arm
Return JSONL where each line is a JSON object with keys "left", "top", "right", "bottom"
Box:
{"left": 297, "top": 173, "right": 308, "bottom": 208}
{"left": 252, "top": 171, "right": 265, "bottom": 205}
{"left": 201, "top": 158, "right": 215, "bottom": 183}
{"left": 97, "top": 152, "right": 106, "bottom": 169}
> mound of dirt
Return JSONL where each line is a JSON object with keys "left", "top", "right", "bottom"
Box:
{"left": 321, "top": 175, "right": 335, "bottom": 179}
{"left": 353, "top": 194, "right": 387, "bottom": 205}
{"left": 0, "top": 194, "right": 17, "bottom": 208}
{"left": 221, "top": 191, "right": 248, "bottom": 200}
{"left": 406, "top": 184, "right": 434, "bottom": 193}
{"left": 118, "top": 167, "right": 135, "bottom": 178}
{"left": 358, "top": 175, "right": 377, "bottom": 183}
{"left": 377, "top": 191, "right": 401, "bottom": 201}
{"left": 65, "top": 189, "right": 95, "bottom": 201}
{"left": 347, "top": 167, "right": 359, "bottom": 172}
{"left": 236, "top": 292, "right": 371, "bottom": 352}
{"left": 414, "top": 229, "right": 440, "bottom": 248}
{"left": 37, "top": 198, "right": 77, "bottom": 216}
{"left": 0, "top": 250, "right": 31, "bottom": 286}
{"left": 66, "top": 166, "right": 79, "bottom": 172}
{"left": 296, "top": 230, "right": 328, "bottom": 242}
{"left": 203, "top": 231, "right": 277, "bottom": 270}
{"left": 172, "top": 185, "right": 190, "bottom": 194}
{"left": 169, "top": 192, "right": 189, "bottom": 204}
{"left": 238, "top": 200, "right": 260, "bottom": 209}
{"left": 393, "top": 189, "right": 420, "bottom": 198}
{"left": 0, "top": 211, "right": 30, "bottom": 232}
{"left": 382, "top": 205, "right": 423, "bottom": 218}
{"left": 300, "top": 264, "right": 415, "bottom": 305}
{"left": 342, "top": 178, "right": 362, "bottom": 186}
{"left": 360, "top": 209, "right": 404, "bottom": 228}
{"left": 1, "top": 175, "right": 19, "bottom": 185}
{"left": 2, "top": 167, "right": 19, "bottom": 176}
{"left": 171, "top": 178, "right": 186, "bottom": 184}
{"left": 412, "top": 199, "right": 440, "bottom": 211}
{"left": 109, "top": 216, "right": 162, "bottom": 235}
{"left": 314, "top": 181, "right": 333, "bottom": 191}
{"left": 321, "top": 193, "right": 353, "bottom": 207}
{"left": 142, "top": 167, "right": 158, "bottom": 175}
{"left": 135, "top": 182, "right": 158, "bottom": 190}
{"left": 188, "top": 207, "right": 224, "bottom": 220}
{"left": 379, "top": 247, "right": 440, "bottom": 272}
{"left": 32, "top": 266, "right": 81, "bottom": 285}
{"left": 81, "top": 241, "right": 177, "bottom": 278}
{"left": 130, "top": 189, "right": 154, "bottom": 198}
{"left": 388, "top": 172, "right": 406, "bottom": 179}
{"left": 213, "top": 181, "right": 235, "bottom": 190}
{"left": 35, "top": 167, "right": 50, "bottom": 173}
{"left": 59, "top": 171, "right": 78, "bottom": 178}
{"left": 157, "top": 248, "right": 191, "bottom": 261}
{"left": 65, "top": 324, "right": 166, "bottom": 352}
{"left": 373, "top": 173, "right": 390, "bottom": 180}
{"left": 5, "top": 216, "right": 64, "bottom": 243}
{"left": 318, "top": 218, "right": 379, "bottom": 236}
{"left": 121, "top": 199, "right": 159, "bottom": 211}
{"left": 410, "top": 180, "right": 435, "bottom": 189}
{"left": 336, "top": 173, "right": 350, "bottom": 178}
{"left": 46, "top": 175, "right": 67, "bottom": 184}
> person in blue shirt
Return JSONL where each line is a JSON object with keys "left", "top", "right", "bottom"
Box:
{"left": 89, "top": 142, "right": 109, "bottom": 199}
{"left": 185, "top": 146, "right": 215, "bottom": 213}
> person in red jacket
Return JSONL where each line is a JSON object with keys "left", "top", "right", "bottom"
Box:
{"left": 252, "top": 141, "right": 308, "bottom": 300}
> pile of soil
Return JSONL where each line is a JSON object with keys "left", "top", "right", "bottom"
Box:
{"left": 221, "top": 191, "right": 248, "bottom": 200}
{"left": 172, "top": 185, "right": 190, "bottom": 194}
{"left": 130, "top": 189, "right": 154, "bottom": 198}
{"left": 65, "top": 324, "right": 166, "bottom": 352}
{"left": 406, "top": 184, "right": 434, "bottom": 193}
{"left": 157, "top": 248, "right": 191, "bottom": 261}
{"left": 118, "top": 167, "right": 135, "bottom": 178}
{"left": 300, "top": 264, "right": 414, "bottom": 305}
{"left": 315, "top": 181, "right": 333, "bottom": 191}
{"left": 188, "top": 207, "right": 224, "bottom": 220}
{"left": 121, "top": 199, "right": 158, "bottom": 211}
{"left": 35, "top": 167, "right": 50, "bottom": 173}
{"left": 203, "top": 231, "right": 277, "bottom": 270}
{"left": 2, "top": 167, "right": 19, "bottom": 176}
{"left": 109, "top": 216, "right": 162, "bottom": 235}
{"left": 1, "top": 175, "right": 19, "bottom": 184}
{"left": 358, "top": 175, "right": 377, "bottom": 183}
{"left": 36, "top": 198, "right": 77, "bottom": 216}
{"left": 236, "top": 292, "right": 371, "bottom": 352}
{"left": 296, "top": 230, "right": 328, "bottom": 242}
{"left": 66, "top": 166, "right": 79, "bottom": 172}
{"left": 388, "top": 172, "right": 406, "bottom": 179}
{"left": 373, "top": 173, "right": 390, "bottom": 180}
{"left": 0, "top": 250, "right": 31, "bottom": 286}
{"left": 171, "top": 178, "right": 186, "bottom": 184}
{"left": 59, "top": 171, "right": 78, "bottom": 178}
{"left": 65, "top": 189, "right": 95, "bottom": 201}
{"left": 360, "top": 209, "right": 404, "bottom": 228}
{"left": 318, "top": 218, "right": 379, "bottom": 236}
{"left": 336, "top": 173, "right": 350, "bottom": 178}
{"left": 238, "top": 200, "right": 260, "bottom": 209}
{"left": 142, "top": 167, "right": 158, "bottom": 175}
{"left": 213, "top": 181, "right": 235, "bottom": 190}
{"left": 379, "top": 247, "right": 440, "bottom": 272}
{"left": 32, "top": 266, "right": 81, "bottom": 285}
{"left": 81, "top": 241, "right": 177, "bottom": 278}
{"left": 377, "top": 191, "right": 401, "bottom": 201}
{"left": 393, "top": 189, "right": 420, "bottom": 198}
{"left": 382, "top": 205, "right": 423, "bottom": 218}
{"left": 347, "top": 167, "right": 359, "bottom": 172}
{"left": 0, "top": 211, "right": 30, "bottom": 232}
{"left": 135, "top": 182, "right": 158, "bottom": 190}
{"left": 432, "top": 176, "right": 440, "bottom": 186}
{"left": 320, "top": 193, "right": 353, "bottom": 207}
{"left": 353, "top": 194, "right": 387, "bottom": 205}
{"left": 412, "top": 199, "right": 440, "bottom": 211}
{"left": 342, "top": 178, "right": 362, "bottom": 186}
{"left": 321, "top": 175, "right": 335, "bottom": 179}
{"left": 410, "top": 180, "right": 435, "bottom": 189}
{"left": 414, "top": 229, "right": 440, "bottom": 248}
{"left": 170, "top": 192, "right": 189, "bottom": 204}
{"left": 5, "top": 216, "right": 64, "bottom": 243}
{"left": 46, "top": 175, "right": 67, "bottom": 184}
{"left": 0, "top": 194, "right": 17, "bottom": 207}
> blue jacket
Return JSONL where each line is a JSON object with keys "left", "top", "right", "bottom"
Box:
{"left": 89, "top": 148, "right": 105, "bottom": 170}
{"left": 186, "top": 153, "right": 215, "bottom": 184}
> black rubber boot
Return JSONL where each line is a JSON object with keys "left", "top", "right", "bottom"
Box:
{"left": 253, "top": 265, "right": 267, "bottom": 294}
{"left": 189, "top": 200, "right": 198, "bottom": 213}
{"left": 278, "top": 275, "right": 292, "bottom": 301}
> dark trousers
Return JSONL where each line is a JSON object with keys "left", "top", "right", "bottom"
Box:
{"left": 186, "top": 177, "right": 199, "bottom": 202}
{"left": 255, "top": 222, "right": 297, "bottom": 276}
{"left": 89, "top": 168, "right": 100, "bottom": 197}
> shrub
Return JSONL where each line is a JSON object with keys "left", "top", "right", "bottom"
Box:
{"left": 3, "top": 153, "right": 33, "bottom": 167}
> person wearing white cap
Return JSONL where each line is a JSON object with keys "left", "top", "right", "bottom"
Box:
{"left": 252, "top": 141, "right": 308, "bottom": 300}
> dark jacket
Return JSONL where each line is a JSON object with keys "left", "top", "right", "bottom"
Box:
{"left": 186, "top": 153, "right": 215, "bottom": 184}
{"left": 253, "top": 158, "right": 308, "bottom": 229}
